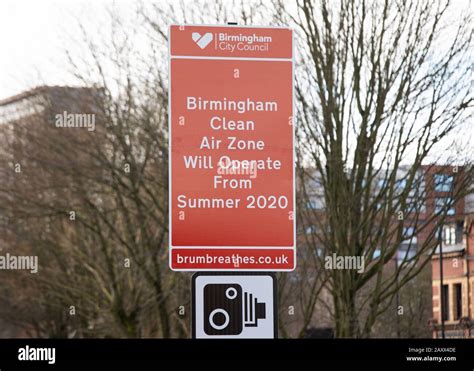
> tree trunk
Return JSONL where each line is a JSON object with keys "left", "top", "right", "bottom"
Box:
{"left": 334, "top": 286, "right": 359, "bottom": 338}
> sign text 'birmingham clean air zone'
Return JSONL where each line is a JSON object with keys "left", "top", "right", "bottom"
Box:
{"left": 169, "top": 25, "right": 295, "bottom": 271}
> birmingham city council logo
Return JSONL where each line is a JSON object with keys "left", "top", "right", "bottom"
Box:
{"left": 192, "top": 32, "right": 213, "bottom": 49}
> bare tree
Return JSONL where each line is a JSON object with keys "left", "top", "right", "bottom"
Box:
{"left": 274, "top": 0, "right": 473, "bottom": 337}
{"left": 1, "top": 0, "right": 471, "bottom": 340}
{"left": 0, "top": 0, "right": 287, "bottom": 338}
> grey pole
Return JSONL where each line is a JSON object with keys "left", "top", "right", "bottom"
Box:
{"left": 438, "top": 220, "right": 445, "bottom": 339}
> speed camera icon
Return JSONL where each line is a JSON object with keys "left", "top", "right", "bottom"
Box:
{"left": 192, "top": 273, "right": 277, "bottom": 339}
{"left": 203, "top": 283, "right": 267, "bottom": 335}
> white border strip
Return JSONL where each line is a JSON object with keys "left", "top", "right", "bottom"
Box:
{"left": 172, "top": 246, "right": 294, "bottom": 249}
{"left": 170, "top": 55, "right": 292, "bottom": 61}
{"left": 172, "top": 23, "right": 292, "bottom": 29}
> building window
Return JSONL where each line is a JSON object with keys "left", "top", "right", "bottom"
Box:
{"left": 402, "top": 226, "right": 417, "bottom": 244}
{"left": 434, "top": 174, "right": 454, "bottom": 192}
{"left": 454, "top": 283, "right": 462, "bottom": 320}
{"left": 407, "top": 197, "right": 426, "bottom": 213}
{"left": 397, "top": 245, "right": 417, "bottom": 266}
{"left": 443, "top": 224, "right": 456, "bottom": 245}
{"left": 441, "top": 285, "right": 449, "bottom": 322}
{"left": 395, "top": 179, "right": 407, "bottom": 191}
{"left": 372, "top": 248, "right": 381, "bottom": 260}
{"left": 442, "top": 222, "right": 463, "bottom": 245}
{"left": 435, "top": 197, "right": 455, "bottom": 215}
{"left": 456, "top": 221, "right": 464, "bottom": 243}
{"left": 306, "top": 194, "right": 324, "bottom": 210}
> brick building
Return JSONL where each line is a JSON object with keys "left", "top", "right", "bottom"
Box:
{"left": 298, "top": 164, "right": 472, "bottom": 337}
{"left": 430, "top": 168, "right": 474, "bottom": 338}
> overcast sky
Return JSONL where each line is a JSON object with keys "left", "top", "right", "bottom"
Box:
{"left": 0, "top": 0, "right": 136, "bottom": 100}
{"left": 0, "top": 0, "right": 472, "bottom": 160}
{"left": 1, "top": 0, "right": 471, "bottom": 99}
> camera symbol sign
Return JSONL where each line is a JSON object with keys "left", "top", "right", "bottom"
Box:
{"left": 192, "top": 273, "right": 277, "bottom": 338}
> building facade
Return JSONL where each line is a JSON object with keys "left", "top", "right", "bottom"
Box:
{"left": 430, "top": 178, "right": 474, "bottom": 339}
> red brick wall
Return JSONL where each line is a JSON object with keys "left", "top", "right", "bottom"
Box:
{"left": 432, "top": 255, "right": 464, "bottom": 280}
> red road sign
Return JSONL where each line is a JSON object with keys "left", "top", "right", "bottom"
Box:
{"left": 169, "top": 25, "right": 295, "bottom": 271}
